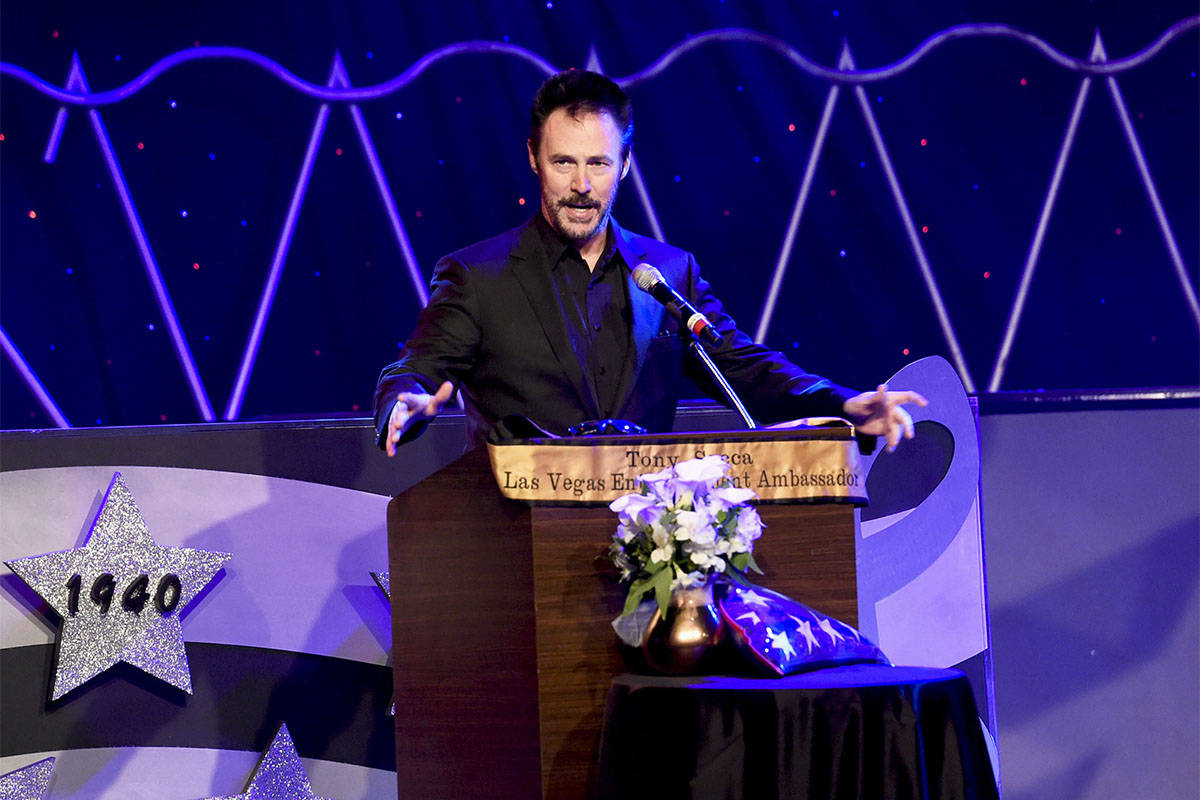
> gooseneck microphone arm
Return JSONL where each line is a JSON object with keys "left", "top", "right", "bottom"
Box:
{"left": 632, "top": 263, "right": 757, "bottom": 430}
{"left": 686, "top": 339, "right": 757, "bottom": 430}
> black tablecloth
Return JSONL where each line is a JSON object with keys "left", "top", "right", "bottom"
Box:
{"left": 595, "top": 665, "right": 998, "bottom": 800}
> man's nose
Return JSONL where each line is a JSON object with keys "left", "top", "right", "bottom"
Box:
{"left": 570, "top": 169, "right": 591, "bottom": 194}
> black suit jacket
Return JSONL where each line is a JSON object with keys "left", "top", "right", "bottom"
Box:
{"left": 374, "top": 216, "right": 856, "bottom": 446}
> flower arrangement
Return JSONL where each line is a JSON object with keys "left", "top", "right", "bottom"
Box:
{"left": 608, "top": 454, "right": 764, "bottom": 617}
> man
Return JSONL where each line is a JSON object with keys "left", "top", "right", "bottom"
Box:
{"left": 374, "top": 70, "right": 925, "bottom": 455}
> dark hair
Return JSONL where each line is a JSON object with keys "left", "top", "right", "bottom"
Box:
{"left": 528, "top": 69, "right": 634, "bottom": 160}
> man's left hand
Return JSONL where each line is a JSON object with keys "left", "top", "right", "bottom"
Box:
{"left": 842, "top": 384, "right": 929, "bottom": 452}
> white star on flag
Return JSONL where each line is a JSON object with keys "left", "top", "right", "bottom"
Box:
{"left": 766, "top": 628, "right": 797, "bottom": 659}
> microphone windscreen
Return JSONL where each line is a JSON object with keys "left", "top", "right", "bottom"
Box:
{"left": 632, "top": 263, "right": 663, "bottom": 292}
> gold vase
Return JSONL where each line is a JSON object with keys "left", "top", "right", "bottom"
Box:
{"left": 641, "top": 579, "right": 726, "bottom": 675}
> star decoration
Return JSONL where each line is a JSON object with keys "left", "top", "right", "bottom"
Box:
{"left": 0, "top": 757, "right": 55, "bottom": 800}
{"left": 4, "top": 472, "right": 230, "bottom": 700}
{"left": 738, "top": 588, "right": 771, "bottom": 607}
{"left": 369, "top": 570, "right": 390, "bottom": 598}
{"left": 203, "top": 723, "right": 333, "bottom": 800}
{"left": 817, "top": 616, "right": 847, "bottom": 644}
{"left": 370, "top": 570, "right": 395, "bottom": 716}
{"left": 795, "top": 618, "right": 820, "bottom": 653}
{"left": 766, "top": 628, "right": 797, "bottom": 660}
{"left": 735, "top": 611, "right": 760, "bottom": 625}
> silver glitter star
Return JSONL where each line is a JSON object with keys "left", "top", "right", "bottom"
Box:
{"left": 203, "top": 723, "right": 333, "bottom": 800}
{"left": 369, "top": 571, "right": 395, "bottom": 716}
{"left": 0, "top": 757, "right": 55, "bottom": 800}
{"left": 369, "top": 571, "right": 390, "bottom": 598}
{"left": 4, "top": 472, "right": 230, "bottom": 700}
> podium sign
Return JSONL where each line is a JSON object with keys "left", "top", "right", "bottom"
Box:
{"left": 486, "top": 427, "right": 867, "bottom": 504}
{"left": 388, "top": 431, "right": 859, "bottom": 800}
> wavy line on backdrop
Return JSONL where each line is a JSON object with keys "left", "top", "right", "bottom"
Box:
{"left": 1, "top": 19, "right": 1197, "bottom": 106}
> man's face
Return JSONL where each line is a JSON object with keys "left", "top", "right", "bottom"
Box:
{"left": 528, "top": 108, "right": 630, "bottom": 250}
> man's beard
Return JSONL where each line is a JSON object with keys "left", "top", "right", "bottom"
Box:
{"left": 551, "top": 189, "right": 616, "bottom": 244}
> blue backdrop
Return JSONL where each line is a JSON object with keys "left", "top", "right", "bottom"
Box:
{"left": 2, "top": 0, "right": 1197, "bottom": 429}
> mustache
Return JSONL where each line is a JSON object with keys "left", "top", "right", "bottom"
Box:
{"left": 557, "top": 194, "right": 601, "bottom": 209}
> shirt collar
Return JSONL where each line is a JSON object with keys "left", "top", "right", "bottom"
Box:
{"left": 533, "top": 211, "right": 620, "bottom": 274}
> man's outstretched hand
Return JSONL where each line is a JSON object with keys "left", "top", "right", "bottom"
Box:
{"left": 842, "top": 384, "right": 929, "bottom": 452}
{"left": 385, "top": 381, "right": 454, "bottom": 457}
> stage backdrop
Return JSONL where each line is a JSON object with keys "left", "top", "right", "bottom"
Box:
{"left": 2, "top": 1, "right": 1198, "bottom": 430}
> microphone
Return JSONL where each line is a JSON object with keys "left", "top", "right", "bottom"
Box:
{"left": 632, "top": 263, "right": 723, "bottom": 347}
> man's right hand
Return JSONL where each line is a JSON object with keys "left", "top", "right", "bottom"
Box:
{"left": 385, "top": 381, "right": 454, "bottom": 457}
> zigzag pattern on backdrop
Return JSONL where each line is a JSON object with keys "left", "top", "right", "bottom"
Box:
{"left": 1, "top": 20, "right": 1197, "bottom": 425}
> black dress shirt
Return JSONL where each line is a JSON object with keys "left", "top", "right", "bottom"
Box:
{"left": 533, "top": 213, "right": 633, "bottom": 419}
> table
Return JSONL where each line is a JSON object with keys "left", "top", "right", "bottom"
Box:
{"left": 595, "top": 665, "right": 999, "bottom": 800}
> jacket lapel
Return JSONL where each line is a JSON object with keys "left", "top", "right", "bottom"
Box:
{"left": 612, "top": 220, "right": 663, "bottom": 408}
{"left": 508, "top": 219, "right": 600, "bottom": 419}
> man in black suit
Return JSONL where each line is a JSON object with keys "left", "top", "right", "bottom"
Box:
{"left": 375, "top": 70, "right": 925, "bottom": 454}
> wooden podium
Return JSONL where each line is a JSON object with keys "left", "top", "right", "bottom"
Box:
{"left": 387, "top": 438, "right": 858, "bottom": 800}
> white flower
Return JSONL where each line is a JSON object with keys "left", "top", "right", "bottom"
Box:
{"left": 636, "top": 469, "right": 675, "bottom": 503}
{"left": 610, "top": 492, "right": 662, "bottom": 526}
{"left": 671, "top": 570, "right": 708, "bottom": 590}
{"left": 673, "top": 455, "right": 729, "bottom": 486}
{"left": 711, "top": 485, "right": 757, "bottom": 507}
{"left": 673, "top": 508, "right": 715, "bottom": 543}
{"left": 650, "top": 542, "right": 674, "bottom": 563}
{"left": 735, "top": 507, "right": 764, "bottom": 543}
{"left": 610, "top": 453, "right": 763, "bottom": 613}
{"left": 687, "top": 548, "right": 725, "bottom": 572}
{"left": 649, "top": 523, "right": 674, "bottom": 563}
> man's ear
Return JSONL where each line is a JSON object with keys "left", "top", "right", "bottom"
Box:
{"left": 527, "top": 140, "right": 538, "bottom": 173}
{"left": 620, "top": 153, "right": 631, "bottom": 180}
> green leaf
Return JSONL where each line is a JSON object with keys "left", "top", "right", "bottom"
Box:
{"left": 744, "top": 552, "right": 764, "bottom": 575}
{"left": 652, "top": 567, "right": 673, "bottom": 616}
{"left": 622, "top": 576, "right": 655, "bottom": 617}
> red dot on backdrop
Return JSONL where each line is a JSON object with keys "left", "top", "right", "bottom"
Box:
{"left": 192, "top": 262, "right": 200, "bottom": 270}
{"left": 723, "top": 209, "right": 731, "bottom": 217}
{"left": 52, "top": 30, "right": 59, "bottom": 38}
{"left": 920, "top": 138, "right": 928, "bottom": 146}
{"left": 829, "top": 189, "right": 836, "bottom": 197}
{"left": 983, "top": 271, "right": 991, "bottom": 279}
{"left": 1115, "top": 227, "right": 1123, "bottom": 235}
{"left": 0, "top": 133, "right": 6, "bottom": 141}
{"left": 415, "top": 210, "right": 423, "bottom": 218}
{"left": 903, "top": 348, "right": 910, "bottom": 356}
{"left": 28, "top": 210, "right": 36, "bottom": 219}
{"left": 921, "top": 225, "right": 929, "bottom": 233}
{"left": 314, "top": 349, "right": 321, "bottom": 357}
{"left": 1020, "top": 78, "right": 1027, "bottom": 86}
{"left": 137, "top": 142, "right": 144, "bottom": 150}
{"left": 335, "top": 147, "right": 343, "bottom": 156}
{"left": 788, "top": 123, "right": 796, "bottom": 132}
{"left": 518, "top": 197, "right": 526, "bottom": 205}
{"left": 160, "top": 414, "right": 167, "bottom": 422}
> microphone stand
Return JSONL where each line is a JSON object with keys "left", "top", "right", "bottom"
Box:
{"left": 687, "top": 338, "right": 757, "bottom": 430}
